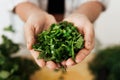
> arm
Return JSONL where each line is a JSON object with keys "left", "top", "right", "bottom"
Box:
{"left": 15, "top": 2, "right": 45, "bottom": 22}
{"left": 73, "top": 1, "right": 104, "bottom": 22}
{"left": 15, "top": 2, "right": 58, "bottom": 69}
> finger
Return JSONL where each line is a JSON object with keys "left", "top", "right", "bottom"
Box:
{"left": 83, "top": 23, "right": 94, "bottom": 50}
{"left": 44, "top": 15, "right": 57, "bottom": 30}
{"left": 30, "top": 49, "right": 45, "bottom": 67}
{"left": 61, "top": 60, "right": 66, "bottom": 67}
{"left": 75, "top": 48, "right": 90, "bottom": 63}
{"left": 24, "top": 23, "right": 35, "bottom": 50}
{"left": 46, "top": 61, "right": 58, "bottom": 70}
{"left": 66, "top": 58, "right": 76, "bottom": 67}
{"left": 34, "top": 23, "right": 44, "bottom": 35}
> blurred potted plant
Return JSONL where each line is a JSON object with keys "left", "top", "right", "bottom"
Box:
{"left": 0, "top": 35, "right": 40, "bottom": 80}
{"left": 89, "top": 45, "right": 120, "bottom": 80}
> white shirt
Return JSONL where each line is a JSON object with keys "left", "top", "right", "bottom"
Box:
{"left": 8, "top": 0, "right": 108, "bottom": 16}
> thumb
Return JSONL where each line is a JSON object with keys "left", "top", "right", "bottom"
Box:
{"left": 84, "top": 23, "right": 94, "bottom": 50}
{"left": 43, "top": 15, "right": 57, "bottom": 30}
{"left": 24, "top": 23, "right": 35, "bottom": 50}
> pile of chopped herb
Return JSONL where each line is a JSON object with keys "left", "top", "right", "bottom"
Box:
{"left": 0, "top": 35, "right": 39, "bottom": 80}
{"left": 33, "top": 21, "right": 84, "bottom": 63}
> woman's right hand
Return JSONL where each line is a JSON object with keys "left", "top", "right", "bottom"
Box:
{"left": 24, "top": 11, "right": 58, "bottom": 69}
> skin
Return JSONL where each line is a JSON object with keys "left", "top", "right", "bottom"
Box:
{"left": 15, "top": 1, "right": 104, "bottom": 69}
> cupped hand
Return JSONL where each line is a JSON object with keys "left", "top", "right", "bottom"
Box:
{"left": 62, "top": 13, "right": 95, "bottom": 67}
{"left": 24, "top": 11, "right": 58, "bottom": 69}
{"left": 24, "top": 12, "right": 94, "bottom": 70}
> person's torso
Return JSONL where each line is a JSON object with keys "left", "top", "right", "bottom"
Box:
{"left": 29, "top": 0, "right": 83, "bottom": 21}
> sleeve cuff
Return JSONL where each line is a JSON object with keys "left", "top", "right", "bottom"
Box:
{"left": 80, "top": 0, "right": 109, "bottom": 11}
{"left": 8, "top": 0, "right": 28, "bottom": 11}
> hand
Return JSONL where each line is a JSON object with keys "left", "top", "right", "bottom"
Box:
{"left": 24, "top": 11, "right": 58, "bottom": 69}
{"left": 62, "top": 13, "right": 95, "bottom": 67}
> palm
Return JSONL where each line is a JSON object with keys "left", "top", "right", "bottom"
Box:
{"left": 63, "top": 14, "right": 94, "bottom": 67}
{"left": 24, "top": 13, "right": 58, "bottom": 69}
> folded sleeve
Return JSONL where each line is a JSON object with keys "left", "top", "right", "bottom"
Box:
{"left": 80, "top": 0, "right": 109, "bottom": 10}
{"left": 7, "top": 0, "right": 28, "bottom": 11}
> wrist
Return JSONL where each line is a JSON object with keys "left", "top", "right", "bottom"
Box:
{"left": 70, "top": 13, "right": 90, "bottom": 21}
{"left": 64, "top": 13, "right": 90, "bottom": 23}
{"left": 15, "top": 2, "right": 47, "bottom": 22}
{"left": 64, "top": 13, "right": 92, "bottom": 29}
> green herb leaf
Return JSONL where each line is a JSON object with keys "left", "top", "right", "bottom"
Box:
{"left": 33, "top": 21, "right": 84, "bottom": 64}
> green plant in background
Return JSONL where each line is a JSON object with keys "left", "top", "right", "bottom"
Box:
{"left": 89, "top": 46, "right": 120, "bottom": 80}
{"left": 0, "top": 35, "right": 39, "bottom": 80}
{"left": 33, "top": 21, "right": 84, "bottom": 63}
{"left": 0, "top": 35, "right": 19, "bottom": 57}
{"left": 4, "top": 25, "right": 15, "bottom": 32}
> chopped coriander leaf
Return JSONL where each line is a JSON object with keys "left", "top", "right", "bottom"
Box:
{"left": 33, "top": 21, "right": 84, "bottom": 63}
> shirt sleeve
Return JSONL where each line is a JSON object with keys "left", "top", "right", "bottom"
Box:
{"left": 7, "top": 0, "right": 28, "bottom": 11}
{"left": 80, "top": 0, "right": 109, "bottom": 10}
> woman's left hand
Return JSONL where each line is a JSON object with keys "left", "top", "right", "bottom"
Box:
{"left": 62, "top": 13, "right": 95, "bottom": 67}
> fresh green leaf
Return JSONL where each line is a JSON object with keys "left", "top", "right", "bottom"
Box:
{"left": 33, "top": 21, "right": 84, "bottom": 63}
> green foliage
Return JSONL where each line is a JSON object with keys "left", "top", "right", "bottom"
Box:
{"left": 4, "top": 25, "right": 15, "bottom": 32}
{"left": 0, "top": 35, "right": 19, "bottom": 57}
{"left": 0, "top": 35, "right": 39, "bottom": 80}
{"left": 89, "top": 46, "right": 120, "bottom": 80}
{"left": 33, "top": 21, "right": 84, "bottom": 63}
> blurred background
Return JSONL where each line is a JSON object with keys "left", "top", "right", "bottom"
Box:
{"left": 0, "top": 0, "right": 120, "bottom": 80}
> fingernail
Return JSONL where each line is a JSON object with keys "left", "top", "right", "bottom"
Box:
{"left": 46, "top": 64, "right": 51, "bottom": 69}
{"left": 66, "top": 58, "right": 75, "bottom": 67}
{"left": 75, "top": 56, "right": 82, "bottom": 63}
{"left": 38, "top": 60, "right": 46, "bottom": 68}
{"left": 46, "top": 63, "right": 53, "bottom": 69}
{"left": 46, "top": 61, "right": 57, "bottom": 70}
{"left": 61, "top": 61, "right": 66, "bottom": 66}
{"left": 76, "top": 59, "right": 82, "bottom": 63}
